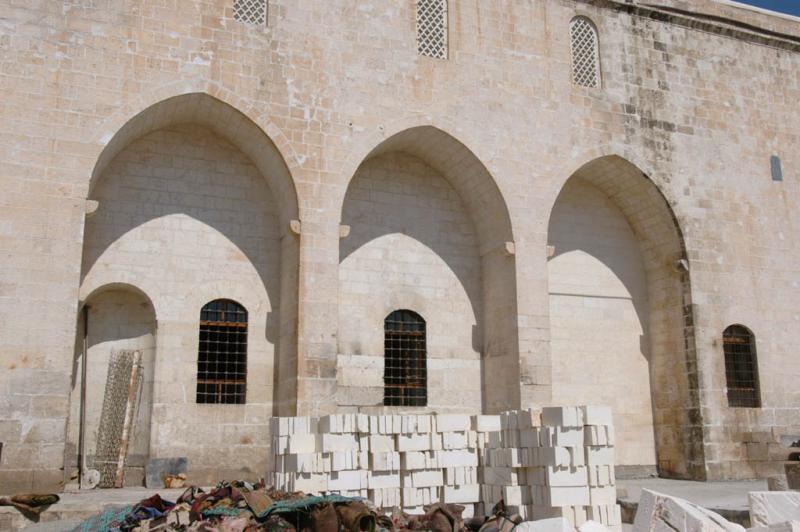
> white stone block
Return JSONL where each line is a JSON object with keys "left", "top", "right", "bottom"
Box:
{"left": 521, "top": 428, "right": 541, "bottom": 448}
{"left": 749, "top": 492, "right": 800, "bottom": 527}
{"left": 444, "top": 484, "right": 480, "bottom": 504}
{"left": 368, "top": 470, "right": 401, "bottom": 489}
{"left": 436, "top": 414, "right": 471, "bottom": 433}
{"left": 482, "top": 466, "right": 526, "bottom": 486}
{"left": 633, "top": 489, "right": 745, "bottom": 532}
{"left": 403, "top": 468, "right": 444, "bottom": 488}
{"left": 317, "top": 433, "right": 360, "bottom": 452}
{"left": 513, "top": 517, "right": 573, "bottom": 532}
{"left": 579, "top": 520, "right": 612, "bottom": 532}
{"left": 503, "top": 485, "right": 533, "bottom": 506}
{"left": 370, "top": 451, "right": 400, "bottom": 471}
{"left": 397, "top": 433, "right": 430, "bottom": 452}
{"left": 590, "top": 486, "right": 617, "bottom": 506}
{"left": 444, "top": 466, "right": 478, "bottom": 486}
{"left": 541, "top": 427, "right": 585, "bottom": 447}
{"left": 542, "top": 406, "right": 583, "bottom": 428}
{"left": 286, "top": 434, "right": 317, "bottom": 454}
{"left": 329, "top": 469, "right": 367, "bottom": 491}
{"left": 585, "top": 446, "right": 614, "bottom": 466}
{"left": 472, "top": 415, "right": 501, "bottom": 433}
{"left": 437, "top": 449, "right": 478, "bottom": 467}
{"left": 368, "top": 434, "right": 395, "bottom": 453}
{"left": 581, "top": 406, "right": 613, "bottom": 427}
{"left": 529, "top": 465, "right": 587, "bottom": 487}
{"left": 542, "top": 486, "right": 591, "bottom": 507}
{"left": 442, "top": 431, "right": 469, "bottom": 450}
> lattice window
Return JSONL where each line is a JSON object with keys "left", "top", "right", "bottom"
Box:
{"left": 570, "top": 16, "right": 600, "bottom": 88}
{"left": 723, "top": 325, "right": 761, "bottom": 408}
{"left": 416, "top": 0, "right": 448, "bottom": 59}
{"left": 384, "top": 310, "right": 427, "bottom": 407}
{"left": 234, "top": 0, "right": 267, "bottom": 27}
{"left": 197, "top": 299, "right": 248, "bottom": 404}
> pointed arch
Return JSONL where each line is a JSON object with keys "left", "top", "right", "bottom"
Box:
{"left": 546, "top": 154, "right": 704, "bottom": 480}
{"left": 338, "top": 125, "right": 519, "bottom": 414}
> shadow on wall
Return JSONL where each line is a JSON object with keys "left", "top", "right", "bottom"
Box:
{"left": 547, "top": 177, "right": 651, "bottom": 363}
{"left": 339, "top": 151, "right": 483, "bottom": 354}
{"left": 81, "top": 124, "right": 281, "bottom": 346}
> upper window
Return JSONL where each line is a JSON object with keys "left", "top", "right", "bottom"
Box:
{"left": 723, "top": 325, "right": 761, "bottom": 408}
{"left": 384, "top": 310, "right": 427, "bottom": 407}
{"left": 570, "top": 16, "right": 600, "bottom": 88}
{"left": 416, "top": 0, "right": 448, "bottom": 59}
{"left": 234, "top": 0, "right": 267, "bottom": 26}
{"left": 197, "top": 299, "right": 248, "bottom": 404}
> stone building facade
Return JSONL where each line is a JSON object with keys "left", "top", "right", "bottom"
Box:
{"left": 0, "top": 0, "right": 798, "bottom": 492}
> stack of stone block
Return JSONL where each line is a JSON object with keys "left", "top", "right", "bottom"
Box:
{"left": 267, "top": 406, "right": 619, "bottom": 528}
{"left": 479, "top": 406, "right": 621, "bottom": 530}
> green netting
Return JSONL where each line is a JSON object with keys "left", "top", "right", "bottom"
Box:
{"left": 257, "top": 494, "right": 359, "bottom": 519}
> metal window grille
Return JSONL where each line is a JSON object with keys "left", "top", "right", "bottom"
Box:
{"left": 570, "top": 16, "right": 600, "bottom": 88}
{"left": 384, "top": 310, "right": 427, "bottom": 407}
{"left": 723, "top": 325, "right": 761, "bottom": 408}
{"left": 416, "top": 0, "right": 448, "bottom": 59}
{"left": 234, "top": 0, "right": 267, "bottom": 26}
{"left": 197, "top": 299, "right": 248, "bottom": 404}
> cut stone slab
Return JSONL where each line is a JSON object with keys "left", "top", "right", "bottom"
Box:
{"left": 515, "top": 517, "right": 574, "bottom": 532}
{"left": 747, "top": 521, "right": 800, "bottom": 532}
{"left": 633, "top": 489, "right": 746, "bottom": 532}
{"left": 145, "top": 457, "right": 188, "bottom": 489}
{"left": 749, "top": 492, "right": 800, "bottom": 527}
{"left": 580, "top": 520, "right": 612, "bottom": 532}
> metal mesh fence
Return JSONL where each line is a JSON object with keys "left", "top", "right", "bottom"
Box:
{"left": 384, "top": 310, "right": 427, "bottom": 407}
{"left": 416, "top": 0, "right": 448, "bottom": 59}
{"left": 94, "top": 350, "right": 142, "bottom": 488}
{"left": 570, "top": 17, "right": 600, "bottom": 88}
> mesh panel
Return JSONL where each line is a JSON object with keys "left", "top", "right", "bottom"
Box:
{"left": 384, "top": 310, "right": 427, "bottom": 407}
{"left": 197, "top": 299, "right": 248, "bottom": 404}
{"left": 416, "top": 0, "right": 448, "bottom": 59}
{"left": 94, "top": 350, "right": 143, "bottom": 488}
{"left": 723, "top": 325, "right": 761, "bottom": 408}
{"left": 234, "top": 0, "right": 267, "bottom": 26}
{"left": 570, "top": 17, "right": 600, "bottom": 88}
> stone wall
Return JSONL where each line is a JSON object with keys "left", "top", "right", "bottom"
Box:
{"left": 0, "top": 0, "right": 798, "bottom": 491}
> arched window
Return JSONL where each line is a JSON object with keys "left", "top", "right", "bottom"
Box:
{"left": 723, "top": 325, "right": 761, "bottom": 408}
{"left": 416, "top": 0, "right": 448, "bottom": 59}
{"left": 197, "top": 299, "right": 248, "bottom": 404}
{"left": 384, "top": 310, "right": 427, "bottom": 407}
{"left": 570, "top": 16, "right": 600, "bottom": 88}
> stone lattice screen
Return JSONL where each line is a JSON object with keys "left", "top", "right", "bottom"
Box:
{"left": 416, "top": 0, "right": 448, "bottom": 59}
{"left": 234, "top": 0, "right": 267, "bottom": 26}
{"left": 570, "top": 17, "right": 600, "bottom": 88}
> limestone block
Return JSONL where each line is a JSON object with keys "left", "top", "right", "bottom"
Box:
{"left": 633, "top": 489, "right": 745, "bottom": 532}
{"left": 397, "top": 433, "right": 431, "bottom": 452}
{"left": 437, "top": 449, "right": 479, "bottom": 467}
{"left": 589, "top": 486, "right": 617, "bottom": 506}
{"left": 370, "top": 451, "right": 401, "bottom": 471}
{"left": 368, "top": 434, "right": 395, "bottom": 453}
{"left": 543, "top": 407, "right": 583, "bottom": 428}
{"left": 582, "top": 406, "right": 613, "bottom": 427}
{"left": 748, "top": 521, "right": 800, "bottom": 532}
{"left": 444, "top": 484, "right": 480, "bottom": 503}
{"left": 542, "top": 486, "right": 591, "bottom": 507}
{"left": 317, "top": 433, "right": 359, "bottom": 452}
{"left": 513, "top": 517, "right": 573, "bottom": 532}
{"left": 436, "top": 414, "right": 471, "bottom": 433}
{"left": 585, "top": 446, "right": 614, "bottom": 466}
{"left": 579, "top": 520, "right": 612, "bottom": 532}
{"left": 473, "top": 415, "right": 502, "bottom": 433}
{"left": 503, "top": 485, "right": 534, "bottom": 506}
{"left": 368, "top": 471, "right": 401, "bottom": 489}
{"left": 442, "top": 431, "right": 469, "bottom": 450}
{"left": 369, "top": 487, "right": 401, "bottom": 508}
{"left": 402, "top": 468, "right": 444, "bottom": 488}
{"left": 529, "top": 465, "right": 588, "bottom": 487}
{"left": 483, "top": 466, "right": 527, "bottom": 486}
{"left": 749, "top": 492, "right": 800, "bottom": 527}
{"left": 329, "top": 469, "right": 368, "bottom": 491}
{"left": 542, "top": 427, "right": 585, "bottom": 448}
{"left": 444, "top": 466, "right": 478, "bottom": 485}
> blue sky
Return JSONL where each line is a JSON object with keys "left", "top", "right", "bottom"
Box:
{"left": 736, "top": 0, "right": 800, "bottom": 16}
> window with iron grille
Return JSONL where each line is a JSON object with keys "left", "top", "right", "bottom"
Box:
{"left": 234, "top": 0, "right": 267, "bottom": 27}
{"left": 723, "top": 325, "right": 761, "bottom": 408}
{"left": 416, "top": 0, "right": 448, "bottom": 59}
{"left": 197, "top": 299, "right": 248, "bottom": 404}
{"left": 570, "top": 16, "right": 600, "bottom": 88}
{"left": 384, "top": 310, "right": 427, "bottom": 407}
